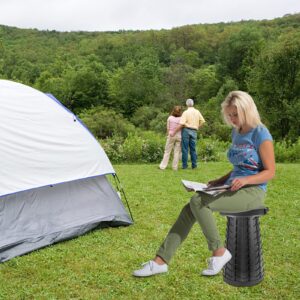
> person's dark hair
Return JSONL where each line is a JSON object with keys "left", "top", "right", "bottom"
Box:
{"left": 171, "top": 106, "right": 182, "bottom": 117}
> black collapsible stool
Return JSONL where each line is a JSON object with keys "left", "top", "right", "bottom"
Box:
{"left": 220, "top": 208, "right": 269, "bottom": 287}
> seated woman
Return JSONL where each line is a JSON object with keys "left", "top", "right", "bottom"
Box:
{"left": 133, "top": 91, "right": 275, "bottom": 277}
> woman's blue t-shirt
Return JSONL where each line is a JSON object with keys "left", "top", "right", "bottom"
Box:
{"left": 226, "top": 125, "right": 273, "bottom": 191}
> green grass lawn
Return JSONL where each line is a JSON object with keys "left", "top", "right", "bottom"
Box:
{"left": 0, "top": 163, "right": 299, "bottom": 299}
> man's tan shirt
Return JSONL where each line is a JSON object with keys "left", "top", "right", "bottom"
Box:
{"left": 180, "top": 107, "right": 205, "bottom": 130}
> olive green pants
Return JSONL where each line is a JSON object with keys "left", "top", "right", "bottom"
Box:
{"left": 156, "top": 186, "right": 266, "bottom": 264}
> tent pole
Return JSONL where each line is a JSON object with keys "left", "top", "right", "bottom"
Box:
{"left": 113, "top": 174, "right": 134, "bottom": 222}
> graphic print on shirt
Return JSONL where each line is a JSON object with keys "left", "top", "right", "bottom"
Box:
{"left": 228, "top": 143, "right": 260, "bottom": 172}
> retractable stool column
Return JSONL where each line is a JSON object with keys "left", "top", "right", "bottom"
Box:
{"left": 220, "top": 208, "right": 268, "bottom": 287}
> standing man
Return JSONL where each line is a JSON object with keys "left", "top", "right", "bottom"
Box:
{"left": 178, "top": 98, "right": 205, "bottom": 169}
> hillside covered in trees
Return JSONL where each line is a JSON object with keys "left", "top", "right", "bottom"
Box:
{"left": 0, "top": 13, "right": 299, "bottom": 142}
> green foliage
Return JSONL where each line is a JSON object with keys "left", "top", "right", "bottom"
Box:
{"left": 200, "top": 78, "right": 238, "bottom": 141}
{"left": 197, "top": 138, "right": 230, "bottom": 162}
{"left": 62, "top": 57, "right": 110, "bottom": 113}
{"left": 218, "top": 27, "right": 265, "bottom": 89}
{"left": 247, "top": 31, "right": 300, "bottom": 141}
{"left": 149, "top": 112, "right": 169, "bottom": 134}
{"left": 1, "top": 14, "right": 300, "bottom": 140}
{"left": 130, "top": 106, "right": 161, "bottom": 130}
{"left": 78, "top": 106, "right": 135, "bottom": 139}
{"left": 188, "top": 65, "right": 221, "bottom": 102}
{"left": 35, "top": 70, "right": 66, "bottom": 101}
{"left": 170, "top": 47, "right": 202, "bottom": 67}
{"left": 161, "top": 63, "right": 194, "bottom": 102}
{"left": 101, "top": 131, "right": 165, "bottom": 163}
{"left": 139, "top": 131, "right": 166, "bottom": 162}
{"left": 274, "top": 138, "right": 300, "bottom": 162}
{"left": 102, "top": 129, "right": 298, "bottom": 164}
{"left": 122, "top": 133, "right": 145, "bottom": 162}
{"left": 102, "top": 129, "right": 231, "bottom": 164}
{"left": 99, "top": 135, "right": 125, "bottom": 163}
{"left": 108, "top": 55, "right": 164, "bottom": 116}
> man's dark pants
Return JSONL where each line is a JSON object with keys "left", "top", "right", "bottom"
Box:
{"left": 181, "top": 128, "right": 197, "bottom": 169}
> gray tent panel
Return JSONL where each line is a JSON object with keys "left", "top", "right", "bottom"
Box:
{"left": 0, "top": 175, "right": 132, "bottom": 262}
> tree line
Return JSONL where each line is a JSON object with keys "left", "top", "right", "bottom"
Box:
{"left": 0, "top": 13, "right": 299, "bottom": 142}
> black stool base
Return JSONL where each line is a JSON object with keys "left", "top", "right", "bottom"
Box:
{"left": 221, "top": 208, "right": 268, "bottom": 287}
{"left": 224, "top": 277, "right": 263, "bottom": 287}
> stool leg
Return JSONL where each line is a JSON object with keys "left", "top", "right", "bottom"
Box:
{"left": 223, "top": 216, "right": 265, "bottom": 287}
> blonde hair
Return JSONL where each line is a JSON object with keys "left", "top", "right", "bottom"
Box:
{"left": 221, "top": 91, "right": 262, "bottom": 128}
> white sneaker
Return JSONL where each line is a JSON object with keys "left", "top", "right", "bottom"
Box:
{"left": 202, "top": 249, "right": 232, "bottom": 276}
{"left": 133, "top": 260, "right": 168, "bottom": 277}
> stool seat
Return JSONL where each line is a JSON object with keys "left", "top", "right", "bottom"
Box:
{"left": 221, "top": 207, "right": 268, "bottom": 287}
{"left": 220, "top": 207, "right": 268, "bottom": 217}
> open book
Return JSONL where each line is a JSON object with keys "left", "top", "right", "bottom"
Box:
{"left": 181, "top": 180, "right": 231, "bottom": 197}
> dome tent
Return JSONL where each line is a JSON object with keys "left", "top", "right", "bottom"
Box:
{"left": 0, "top": 79, "right": 133, "bottom": 262}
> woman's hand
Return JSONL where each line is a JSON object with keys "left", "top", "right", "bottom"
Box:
{"left": 230, "top": 177, "right": 249, "bottom": 191}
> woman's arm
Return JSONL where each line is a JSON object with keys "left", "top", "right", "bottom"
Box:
{"left": 231, "top": 140, "right": 275, "bottom": 191}
{"left": 170, "top": 124, "right": 183, "bottom": 137}
{"left": 166, "top": 118, "right": 170, "bottom": 135}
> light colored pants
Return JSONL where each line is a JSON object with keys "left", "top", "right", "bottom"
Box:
{"left": 159, "top": 135, "right": 181, "bottom": 170}
{"left": 156, "top": 186, "right": 266, "bottom": 264}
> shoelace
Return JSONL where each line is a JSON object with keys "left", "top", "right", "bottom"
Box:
{"left": 207, "top": 257, "right": 217, "bottom": 270}
{"left": 141, "top": 261, "right": 154, "bottom": 270}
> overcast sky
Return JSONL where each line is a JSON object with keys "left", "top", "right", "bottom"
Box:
{"left": 0, "top": 0, "right": 299, "bottom": 32}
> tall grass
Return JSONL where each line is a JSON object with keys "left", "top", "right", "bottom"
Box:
{"left": 0, "top": 163, "right": 299, "bottom": 299}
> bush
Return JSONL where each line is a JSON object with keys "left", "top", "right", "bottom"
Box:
{"left": 274, "top": 138, "right": 300, "bottom": 162}
{"left": 101, "top": 131, "right": 165, "bottom": 163}
{"left": 202, "top": 123, "right": 231, "bottom": 142}
{"left": 79, "top": 106, "right": 135, "bottom": 139}
{"left": 130, "top": 106, "right": 161, "bottom": 130}
{"left": 139, "top": 131, "right": 165, "bottom": 162}
{"left": 100, "top": 135, "right": 125, "bottom": 164}
{"left": 197, "top": 138, "right": 230, "bottom": 162}
{"left": 122, "top": 133, "right": 144, "bottom": 162}
{"left": 149, "top": 112, "right": 169, "bottom": 134}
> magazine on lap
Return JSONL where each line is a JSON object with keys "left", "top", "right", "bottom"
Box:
{"left": 181, "top": 180, "right": 231, "bottom": 197}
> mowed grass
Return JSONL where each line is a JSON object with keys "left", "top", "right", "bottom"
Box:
{"left": 0, "top": 163, "right": 299, "bottom": 299}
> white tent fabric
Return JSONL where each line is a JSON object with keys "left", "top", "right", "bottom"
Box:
{"left": 0, "top": 79, "right": 114, "bottom": 197}
{"left": 0, "top": 80, "right": 132, "bottom": 262}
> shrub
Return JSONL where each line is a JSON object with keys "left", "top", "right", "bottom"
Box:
{"left": 100, "top": 131, "right": 165, "bottom": 163}
{"left": 101, "top": 132, "right": 230, "bottom": 164}
{"left": 130, "top": 106, "right": 161, "bottom": 130}
{"left": 122, "top": 133, "right": 144, "bottom": 162}
{"left": 149, "top": 112, "right": 169, "bottom": 134}
{"left": 100, "top": 135, "right": 125, "bottom": 163}
{"left": 197, "top": 138, "right": 230, "bottom": 162}
{"left": 79, "top": 106, "right": 135, "bottom": 139}
{"left": 139, "top": 131, "right": 165, "bottom": 162}
{"left": 274, "top": 138, "right": 300, "bottom": 162}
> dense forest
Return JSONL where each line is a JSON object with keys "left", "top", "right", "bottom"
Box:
{"left": 0, "top": 14, "right": 299, "bottom": 146}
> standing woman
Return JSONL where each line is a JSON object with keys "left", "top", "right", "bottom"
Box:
{"left": 159, "top": 106, "right": 183, "bottom": 171}
{"left": 133, "top": 91, "right": 275, "bottom": 277}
